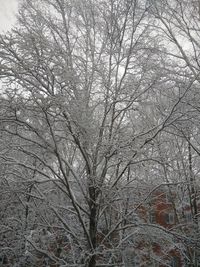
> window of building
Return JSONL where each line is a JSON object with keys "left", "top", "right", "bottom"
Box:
{"left": 133, "top": 255, "right": 140, "bottom": 267}
{"left": 125, "top": 254, "right": 140, "bottom": 267}
{"left": 149, "top": 211, "right": 156, "bottom": 223}
{"left": 185, "top": 212, "right": 192, "bottom": 223}
{"left": 170, "top": 256, "right": 179, "bottom": 267}
{"left": 124, "top": 250, "right": 140, "bottom": 267}
{"left": 165, "top": 212, "right": 174, "bottom": 224}
{"left": 165, "top": 192, "right": 173, "bottom": 203}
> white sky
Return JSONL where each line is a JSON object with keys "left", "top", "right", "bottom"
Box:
{"left": 0, "top": 0, "right": 19, "bottom": 32}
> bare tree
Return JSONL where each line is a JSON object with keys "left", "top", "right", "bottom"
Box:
{"left": 1, "top": 0, "right": 200, "bottom": 266}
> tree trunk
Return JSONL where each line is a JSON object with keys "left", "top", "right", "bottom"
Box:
{"left": 88, "top": 185, "right": 97, "bottom": 267}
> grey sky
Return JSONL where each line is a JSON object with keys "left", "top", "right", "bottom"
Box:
{"left": 0, "top": 0, "right": 19, "bottom": 32}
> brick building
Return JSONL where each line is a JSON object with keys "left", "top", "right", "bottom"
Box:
{"left": 124, "top": 184, "right": 200, "bottom": 267}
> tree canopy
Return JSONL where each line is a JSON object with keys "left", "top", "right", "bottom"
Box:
{"left": 1, "top": 0, "right": 200, "bottom": 266}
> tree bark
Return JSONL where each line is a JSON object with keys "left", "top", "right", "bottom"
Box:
{"left": 88, "top": 185, "right": 97, "bottom": 267}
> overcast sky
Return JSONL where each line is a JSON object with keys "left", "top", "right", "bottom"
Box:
{"left": 0, "top": 0, "right": 19, "bottom": 32}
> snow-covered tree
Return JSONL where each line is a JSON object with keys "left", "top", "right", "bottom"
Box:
{"left": 1, "top": 0, "right": 200, "bottom": 266}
